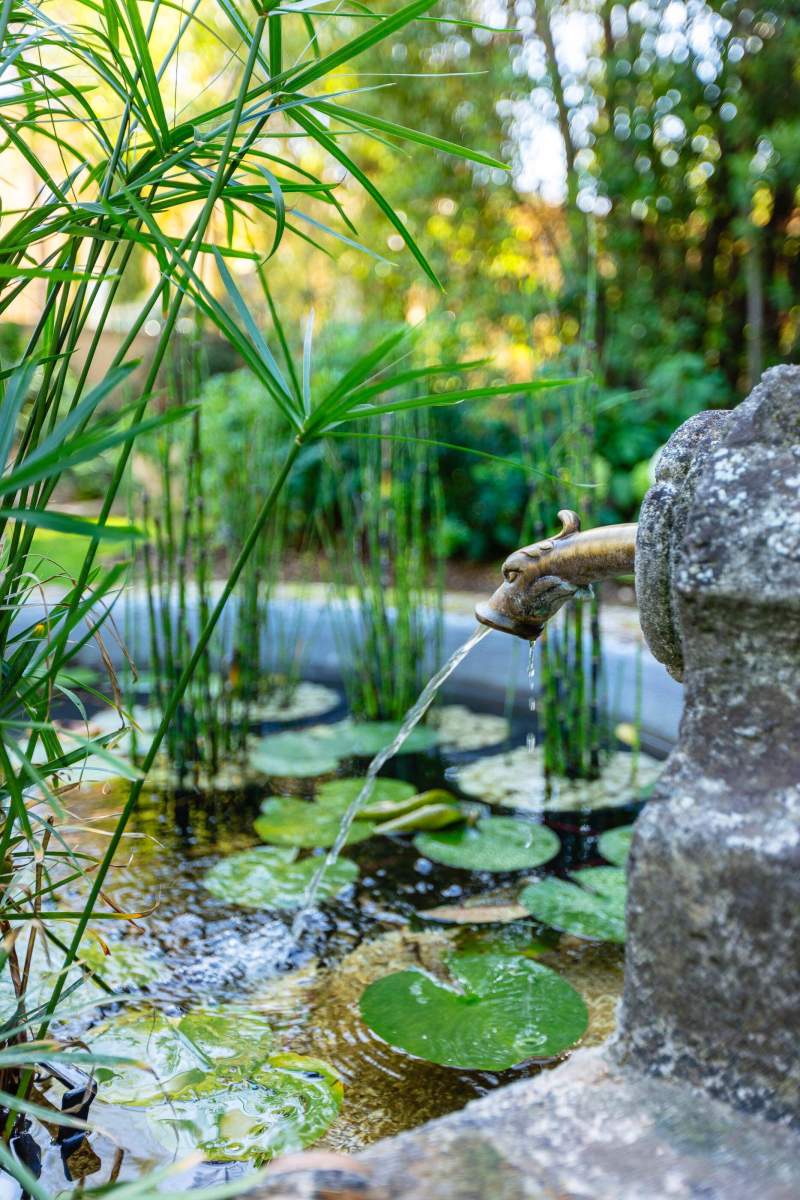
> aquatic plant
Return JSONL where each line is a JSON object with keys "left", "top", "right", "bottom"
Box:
{"left": 598, "top": 824, "right": 634, "bottom": 868}
{"left": 360, "top": 950, "right": 588, "bottom": 1070}
{"left": 318, "top": 402, "right": 446, "bottom": 722}
{"left": 89, "top": 1005, "right": 343, "bottom": 1162}
{"left": 204, "top": 845, "right": 358, "bottom": 911}
{"left": 415, "top": 816, "right": 560, "bottom": 873}
{"left": 519, "top": 867, "right": 627, "bottom": 944}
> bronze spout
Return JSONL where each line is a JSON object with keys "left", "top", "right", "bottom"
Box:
{"left": 475, "top": 510, "right": 638, "bottom": 640}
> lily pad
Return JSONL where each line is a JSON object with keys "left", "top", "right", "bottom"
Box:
{"left": 454, "top": 746, "right": 661, "bottom": 813}
{"left": 598, "top": 824, "right": 634, "bottom": 867}
{"left": 519, "top": 866, "right": 627, "bottom": 943}
{"left": 359, "top": 950, "right": 587, "bottom": 1069}
{"left": 316, "top": 776, "right": 416, "bottom": 816}
{"left": 427, "top": 705, "right": 510, "bottom": 751}
{"left": 204, "top": 846, "right": 358, "bottom": 909}
{"left": 144, "top": 1053, "right": 343, "bottom": 1163}
{"left": 254, "top": 796, "right": 375, "bottom": 848}
{"left": 91, "top": 1005, "right": 275, "bottom": 1104}
{"left": 249, "top": 731, "right": 340, "bottom": 778}
{"left": 331, "top": 719, "right": 439, "bottom": 758}
{"left": 90, "top": 1008, "right": 342, "bottom": 1162}
{"left": 303, "top": 719, "right": 439, "bottom": 760}
{"left": 414, "top": 817, "right": 560, "bottom": 873}
{"left": 375, "top": 800, "right": 464, "bottom": 835}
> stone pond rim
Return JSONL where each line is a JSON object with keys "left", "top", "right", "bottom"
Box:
{"left": 254, "top": 365, "right": 800, "bottom": 1199}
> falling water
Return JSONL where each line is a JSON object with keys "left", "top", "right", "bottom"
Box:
{"left": 292, "top": 624, "right": 491, "bottom": 937}
{"left": 526, "top": 640, "right": 537, "bottom": 753}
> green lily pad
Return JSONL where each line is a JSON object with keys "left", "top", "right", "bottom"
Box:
{"left": 254, "top": 796, "right": 375, "bottom": 848}
{"left": 414, "top": 817, "right": 560, "bottom": 872}
{"left": 332, "top": 720, "right": 439, "bottom": 758}
{"left": 519, "top": 866, "right": 627, "bottom": 943}
{"left": 598, "top": 825, "right": 634, "bottom": 866}
{"left": 204, "top": 846, "right": 358, "bottom": 909}
{"left": 90, "top": 1008, "right": 342, "bottom": 1162}
{"left": 249, "top": 732, "right": 340, "bottom": 778}
{"left": 145, "top": 1052, "right": 343, "bottom": 1163}
{"left": 316, "top": 776, "right": 416, "bottom": 816}
{"left": 359, "top": 950, "right": 587, "bottom": 1070}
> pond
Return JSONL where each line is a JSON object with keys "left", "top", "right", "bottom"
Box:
{"left": 17, "top": 681, "right": 660, "bottom": 1194}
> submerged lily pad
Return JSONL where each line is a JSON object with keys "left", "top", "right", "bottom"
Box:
{"left": 249, "top": 732, "right": 340, "bottom": 778}
{"left": 414, "top": 817, "right": 560, "bottom": 873}
{"left": 519, "top": 866, "right": 627, "bottom": 943}
{"left": 145, "top": 1053, "right": 343, "bottom": 1163}
{"left": 598, "top": 824, "right": 634, "bottom": 867}
{"left": 91, "top": 1005, "right": 275, "bottom": 1104}
{"left": 204, "top": 846, "right": 358, "bottom": 909}
{"left": 359, "top": 950, "right": 587, "bottom": 1070}
{"left": 254, "top": 796, "right": 375, "bottom": 848}
{"left": 90, "top": 1007, "right": 342, "bottom": 1162}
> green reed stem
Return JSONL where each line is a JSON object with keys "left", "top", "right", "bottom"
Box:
{"left": 39, "top": 435, "right": 301, "bottom": 1032}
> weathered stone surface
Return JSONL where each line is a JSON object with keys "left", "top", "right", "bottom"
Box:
{"left": 617, "top": 365, "right": 800, "bottom": 1122}
{"left": 635, "top": 408, "right": 730, "bottom": 680}
{"left": 256, "top": 1049, "right": 800, "bottom": 1200}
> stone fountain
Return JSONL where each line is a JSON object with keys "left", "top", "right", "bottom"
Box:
{"left": 255, "top": 368, "right": 800, "bottom": 1199}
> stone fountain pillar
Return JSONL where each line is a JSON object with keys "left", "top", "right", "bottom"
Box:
{"left": 619, "top": 364, "right": 800, "bottom": 1122}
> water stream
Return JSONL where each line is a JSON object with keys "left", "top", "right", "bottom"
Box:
{"left": 526, "top": 640, "right": 537, "bottom": 753}
{"left": 292, "top": 625, "right": 491, "bottom": 936}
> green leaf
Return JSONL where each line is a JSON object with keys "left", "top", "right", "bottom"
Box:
{"left": 317, "top": 776, "right": 416, "bottom": 816}
{"left": 308, "top": 99, "right": 509, "bottom": 171}
{"left": 204, "top": 845, "right": 358, "bottom": 909}
{"left": 144, "top": 1052, "right": 342, "bottom": 1163}
{"left": 254, "top": 795, "right": 375, "bottom": 848}
{"left": 291, "top": 106, "right": 441, "bottom": 290}
{"left": 598, "top": 825, "right": 634, "bottom": 867}
{"left": 415, "top": 817, "right": 560, "bottom": 872}
{"left": 519, "top": 867, "right": 627, "bottom": 943}
{"left": 0, "top": 508, "right": 143, "bottom": 539}
{"left": 249, "top": 731, "right": 340, "bottom": 778}
{"left": 87, "top": 1006, "right": 342, "bottom": 1162}
{"left": 359, "top": 951, "right": 587, "bottom": 1070}
{"left": 328, "top": 719, "right": 439, "bottom": 757}
{"left": 375, "top": 801, "right": 463, "bottom": 834}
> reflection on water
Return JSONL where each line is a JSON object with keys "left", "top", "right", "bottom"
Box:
{"left": 25, "top": 690, "right": 641, "bottom": 1193}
